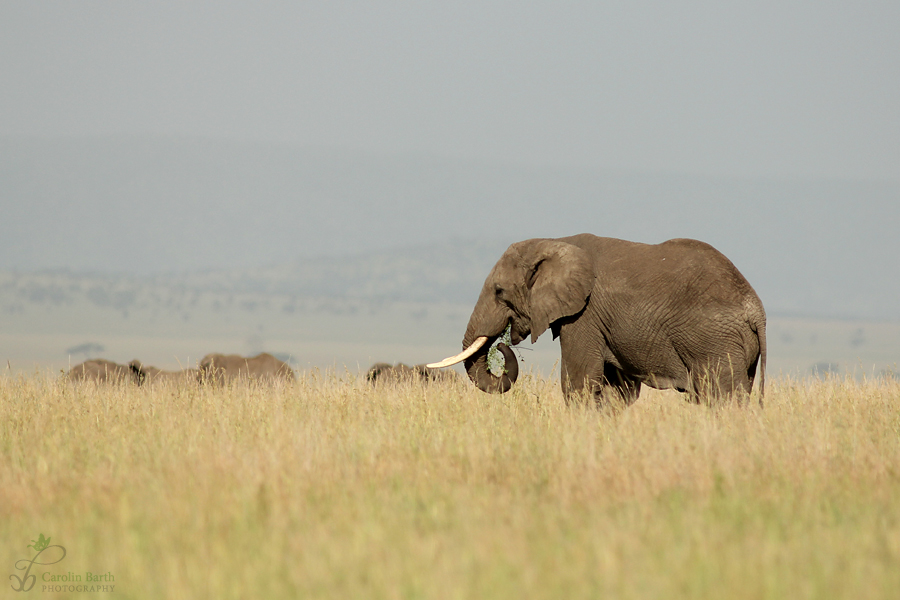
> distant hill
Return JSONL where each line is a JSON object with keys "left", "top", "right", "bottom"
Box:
{"left": 179, "top": 239, "right": 507, "bottom": 304}
{"left": 0, "top": 239, "right": 504, "bottom": 322}
{"left": 1, "top": 135, "right": 898, "bottom": 320}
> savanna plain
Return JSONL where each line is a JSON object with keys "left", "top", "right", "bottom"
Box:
{"left": 2, "top": 372, "right": 899, "bottom": 599}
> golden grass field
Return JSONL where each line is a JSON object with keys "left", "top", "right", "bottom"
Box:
{"left": 2, "top": 372, "right": 899, "bottom": 599}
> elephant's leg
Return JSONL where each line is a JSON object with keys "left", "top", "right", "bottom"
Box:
{"left": 560, "top": 361, "right": 591, "bottom": 406}
{"left": 561, "top": 354, "right": 642, "bottom": 409}
{"left": 591, "top": 364, "right": 641, "bottom": 408}
{"left": 690, "top": 354, "right": 753, "bottom": 405}
{"left": 689, "top": 368, "right": 722, "bottom": 404}
{"left": 561, "top": 358, "right": 610, "bottom": 407}
{"left": 721, "top": 364, "right": 753, "bottom": 404}
{"left": 612, "top": 371, "right": 642, "bottom": 406}
{"left": 560, "top": 361, "right": 574, "bottom": 404}
{"left": 558, "top": 328, "right": 623, "bottom": 407}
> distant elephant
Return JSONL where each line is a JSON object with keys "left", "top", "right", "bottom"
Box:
{"left": 65, "top": 359, "right": 138, "bottom": 384}
{"left": 429, "top": 235, "right": 767, "bottom": 406}
{"left": 366, "top": 362, "right": 461, "bottom": 384}
{"left": 198, "top": 352, "right": 295, "bottom": 384}
{"left": 128, "top": 360, "right": 200, "bottom": 386}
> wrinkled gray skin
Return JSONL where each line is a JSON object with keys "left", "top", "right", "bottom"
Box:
{"left": 457, "top": 235, "right": 767, "bottom": 406}
{"left": 199, "top": 352, "right": 295, "bottom": 384}
{"left": 128, "top": 360, "right": 200, "bottom": 386}
{"left": 366, "top": 362, "right": 462, "bottom": 385}
{"left": 65, "top": 359, "right": 139, "bottom": 384}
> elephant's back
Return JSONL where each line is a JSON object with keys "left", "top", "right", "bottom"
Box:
{"left": 199, "top": 352, "right": 294, "bottom": 381}
{"left": 251, "top": 353, "right": 296, "bottom": 379}
{"left": 656, "top": 238, "right": 760, "bottom": 302}
{"left": 559, "top": 233, "right": 764, "bottom": 316}
{"left": 582, "top": 236, "right": 762, "bottom": 322}
{"left": 66, "top": 359, "right": 131, "bottom": 382}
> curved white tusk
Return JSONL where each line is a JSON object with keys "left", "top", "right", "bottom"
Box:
{"left": 426, "top": 336, "right": 489, "bottom": 368}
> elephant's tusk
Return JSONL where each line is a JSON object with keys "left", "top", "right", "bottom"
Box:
{"left": 426, "top": 336, "right": 489, "bottom": 368}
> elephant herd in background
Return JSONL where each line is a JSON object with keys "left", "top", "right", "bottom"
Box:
{"left": 65, "top": 352, "right": 450, "bottom": 387}
{"left": 65, "top": 352, "right": 296, "bottom": 385}
{"left": 64, "top": 235, "right": 767, "bottom": 408}
{"left": 365, "top": 362, "right": 459, "bottom": 385}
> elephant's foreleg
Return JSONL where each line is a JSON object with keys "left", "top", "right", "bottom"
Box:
{"left": 560, "top": 362, "right": 588, "bottom": 406}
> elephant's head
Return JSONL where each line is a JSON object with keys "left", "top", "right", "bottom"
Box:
{"left": 429, "top": 238, "right": 594, "bottom": 393}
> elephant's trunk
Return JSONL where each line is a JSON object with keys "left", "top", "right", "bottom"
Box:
{"left": 464, "top": 341, "right": 519, "bottom": 394}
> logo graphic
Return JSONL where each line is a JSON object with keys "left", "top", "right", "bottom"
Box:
{"left": 10, "top": 533, "right": 66, "bottom": 592}
{"left": 26, "top": 535, "right": 52, "bottom": 553}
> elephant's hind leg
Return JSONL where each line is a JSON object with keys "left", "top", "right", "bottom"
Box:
{"left": 590, "top": 364, "right": 641, "bottom": 409}
{"left": 689, "top": 357, "right": 753, "bottom": 405}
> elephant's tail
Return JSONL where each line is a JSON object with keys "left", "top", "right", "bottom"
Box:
{"left": 744, "top": 295, "right": 767, "bottom": 407}
{"left": 755, "top": 318, "right": 767, "bottom": 407}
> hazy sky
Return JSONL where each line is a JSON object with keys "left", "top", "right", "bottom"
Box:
{"left": 1, "top": 1, "right": 897, "bottom": 181}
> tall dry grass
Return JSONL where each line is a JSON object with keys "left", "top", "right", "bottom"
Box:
{"left": 1, "top": 371, "right": 899, "bottom": 599}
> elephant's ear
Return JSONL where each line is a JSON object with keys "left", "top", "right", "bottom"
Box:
{"left": 521, "top": 239, "right": 594, "bottom": 343}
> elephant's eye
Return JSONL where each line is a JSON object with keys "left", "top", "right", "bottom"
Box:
{"left": 494, "top": 285, "right": 503, "bottom": 298}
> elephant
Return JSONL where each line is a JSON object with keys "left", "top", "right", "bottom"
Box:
{"left": 128, "top": 360, "right": 200, "bottom": 386}
{"left": 198, "top": 352, "right": 295, "bottom": 384}
{"left": 65, "top": 359, "right": 139, "bottom": 384}
{"left": 428, "top": 235, "right": 767, "bottom": 407}
{"left": 366, "top": 362, "right": 461, "bottom": 385}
